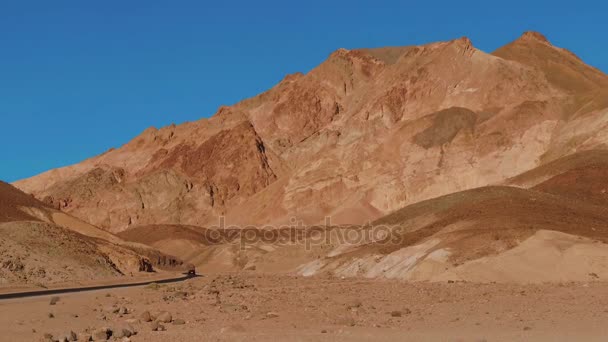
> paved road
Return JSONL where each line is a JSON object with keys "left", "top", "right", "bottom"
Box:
{"left": 0, "top": 273, "right": 196, "bottom": 300}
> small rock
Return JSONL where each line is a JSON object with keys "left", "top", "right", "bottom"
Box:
{"left": 47, "top": 313, "right": 54, "bottom": 318}
{"left": 113, "top": 328, "right": 133, "bottom": 338}
{"left": 172, "top": 319, "right": 186, "bottom": 325}
{"left": 140, "top": 311, "right": 153, "bottom": 322}
{"left": 151, "top": 321, "right": 165, "bottom": 332}
{"left": 91, "top": 327, "right": 111, "bottom": 341}
{"left": 523, "top": 326, "right": 532, "bottom": 331}
{"left": 173, "top": 291, "right": 188, "bottom": 299}
{"left": 49, "top": 296, "right": 60, "bottom": 305}
{"left": 390, "top": 311, "right": 402, "bottom": 317}
{"left": 118, "top": 306, "right": 129, "bottom": 315}
{"left": 156, "top": 311, "right": 172, "bottom": 323}
{"left": 266, "top": 312, "right": 279, "bottom": 319}
{"left": 65, "top": 331, "right": 77, "bottom": 341}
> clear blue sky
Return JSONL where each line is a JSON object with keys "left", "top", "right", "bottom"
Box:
{"left": 1, "top": 0, "right": 606, "bottom": 182}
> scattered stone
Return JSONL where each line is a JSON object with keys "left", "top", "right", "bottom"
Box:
{"left": 47, "top": 312, "right": 54, "bottom": 318}
{"left": 523, "top": 326, "right": 532, "bottom": 331}
{"left": 321, "top": 329, "right": 328, "bottom": 333}
{"left": 118, "top": 306, "right": 129, "bottom": 315}
{"left": 156, "top": 311, "right": 172, "bottom": 323}
{"left": 390, "top": 311, "right": 402, "bottom": 317}
{"left": 220, "top": 324, "right": 246, "bottom": 333}
{"left": 49, "top": 296, "right": 60, "bottom": 305}
{"left": 140, "top": 311, "right": 153, "bottom": 322}
{"left": 125, "top": 318, "right": 140, "bottom": 325}
{"left": 113, "top": 327, "right": 133, "bottom": 338}
{"left": 91, "top": 327, "right": 111, "bottom": 341}
{"left": 173, "top": 291, "right": 188, "bottom": 299}
{"left": 151, "top": 321, "right": 166, "bottom": 332}
{"left": 172, "top": 319, "right": 186, "bottom": 325}
{"left": 266, "top": 312, "right": 279, "bottom": 319}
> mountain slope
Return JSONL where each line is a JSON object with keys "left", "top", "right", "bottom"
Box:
{"left": 0, "top": 181, "right": 186, "bottom": 287}
{"left": 297, "top": 186, "right": 608, "bottom": 282}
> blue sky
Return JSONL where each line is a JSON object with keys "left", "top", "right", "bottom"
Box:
{"left": 1, "top": 0, "right": 607, "bottom": 182}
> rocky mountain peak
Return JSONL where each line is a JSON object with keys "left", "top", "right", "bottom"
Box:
{"left": 519, "top": 31, "right": 551, "bottom": 44}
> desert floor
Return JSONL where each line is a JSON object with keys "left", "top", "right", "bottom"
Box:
{"left": 2, "top": 273, "right": 608, "bottom": 341}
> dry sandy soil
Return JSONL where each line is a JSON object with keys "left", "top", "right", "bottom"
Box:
{"left": 3, "top": 274, "right": 608, "bottom": 341}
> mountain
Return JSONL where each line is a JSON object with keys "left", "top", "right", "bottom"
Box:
{"left": 13, "top": 31, "right": 608, "bottom": 235}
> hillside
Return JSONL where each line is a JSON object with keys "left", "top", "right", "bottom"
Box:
{"left": 297, "top": 186, "right": 608, "bottom": 282}
{"left": 0, "top": 181, "right": 183, "bottom": 288}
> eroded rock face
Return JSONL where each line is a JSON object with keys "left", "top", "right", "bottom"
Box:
{"left": 14, "top": 32, "right": 608, "bottom": 231}
{"left": 19, "top": 121, "right": 278, "bottom": 232}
